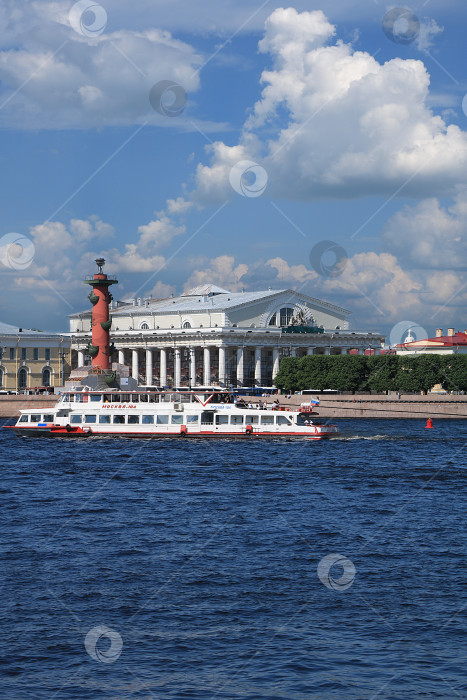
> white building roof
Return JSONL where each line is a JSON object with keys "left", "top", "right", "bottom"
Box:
{"left": 0, "top": 320, "right": 53, "bottom": 335}
{"left": 71, "top": 288, "right": 349, "bottom": 318}
{"left": 181, "top": 284, "right": 231, "bottom": 296}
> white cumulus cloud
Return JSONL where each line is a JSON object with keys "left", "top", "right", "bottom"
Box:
{"left": 192, "top": 7, "right": 467, "bottom": 204}
{"left": 382, "top": 192, "right": 467, "bottom": 269}
{"left": 0, "top": 7, "right": 203, "bottom": 129}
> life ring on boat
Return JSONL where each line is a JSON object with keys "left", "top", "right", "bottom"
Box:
{"left": 65, "top": 424, "right": 72, "bottom": 432}
{"left": 245, "top": 425, "right": 253, "bottom": 435}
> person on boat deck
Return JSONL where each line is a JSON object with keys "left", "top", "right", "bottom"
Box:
{"left": 248, "top": 402, "right": 253, "bottom": 409}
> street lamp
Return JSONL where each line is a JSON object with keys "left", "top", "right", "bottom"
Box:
{"left": 59, "top": 351, "right": 67, "bottom": 386}
{"left": 184, "top": 346, "right": 194, "bottom": 391}
{"left": 0, "top": 347, "right": 5, "bottom": 389}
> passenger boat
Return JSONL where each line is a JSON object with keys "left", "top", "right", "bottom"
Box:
{"left": 7, "top": 389, "right": 339, "bottom": 440}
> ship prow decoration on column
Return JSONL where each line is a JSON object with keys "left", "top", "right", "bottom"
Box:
{"left": 84, "top": 258, "right": 118, "bottom": 371}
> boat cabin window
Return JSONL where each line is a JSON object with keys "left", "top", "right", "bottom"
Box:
{"left": 19, "top": 415, "right": 28, "bottom": 423}
{"left": 156, "top": 415, "right": 169, "bottom": 424}
{"left": 216, "top": 415, "right": 229, "bottom": 425}
{"left": 103, "top": 395, "right": 112, "bottom": 403}
{"left": 161, "top": 394, "right": 172, "bottom": 403}
{"left": 171, "top": 415, "right": 184, "bottom": 424}
{"left": 99, "top": 415, "right": 111, "bottom": 424}
{"left": 186, "top": 415, "right": 199, "bottom": 423}
{"left": 113, "top": 415, "right": 125, "bottom": 424}
{"left": 63, "top": 394, "right": 70, "bottom": 401}
{"left": 230, "top": 415, "right": 243, "bottom": 425}
{"left": 43, "top": 414, "right": 54, "bottom": 422}
{"left": 71, "top": 415, "right": 82, "bottom": 424}
{"left": 297, "top": 413, "right": 313, "bottom": 425}
{"left": 85, "top": 415, "right": 97, "bottom": 423}
{"left": 111, "top": 395, "right": 121, "bottom": 403}
{"left": 245, "top": 415, "right": 259, "bottom": 425}
{"left": 276, "top": 415, "right": 291, "bottom": 425}
{"left": 261, "top": 416, "right": 274, "bottom": 426}
{"left": 140, "top": 394, "right": 148, "bottom": 403}
{"left": 201, "top": 411, "right": 214, "bottom": 425}
{"left": 128, "top": 415, "right": 140, "bottom": 424}
{"left": 30, "top": 414, "right": 41, "bottom": 423}
{"left": 90, "top": 394, "right": 101, "bottom": 402}
{"left": 142, "top": 415, "right": 154, "bottom": 424}
{"left": 121, "top": 394, "right": 131, "bottom": 402}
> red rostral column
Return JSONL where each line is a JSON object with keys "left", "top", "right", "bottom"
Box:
{"left": 84, "top": 258, "right": 118, "bottom": 370}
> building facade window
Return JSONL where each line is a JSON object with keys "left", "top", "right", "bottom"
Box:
{"left": 9, "top": 348, "right": 14, "bottom": 360}
{"left": 33, "top": 348, "right": 39, "bottom": 361}
{"left": 21, "top": 348, "right": 27, "bottom": 361}
{"left": 18, "top": 367, "right": 28, "bottom": 389}
{"left": 279, "top": 307, "right": 294, "bottom": 326}
{"left": 183, "top": 321, "right": 191, "bottom": 328}
{"left": 0, "top": 369, "right": 3, "bottom": 387}
{"left": 268, "top": 313, "right": 277, "bottom": 326}
{"left": 45, "top": 349, "right": 50, "bottom": 361}
{"left": 140, "top": 323, "right": 149, "bottom": 330}
{"left": 42, "top": 368, "right": 51, "bottom": 387}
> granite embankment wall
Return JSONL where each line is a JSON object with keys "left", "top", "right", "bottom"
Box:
{"left": 0, "top": 395, "right": 58, "bottom": 419}
{"left": 246, "top": 394, "right": 467, "bottom": 419}
{"left": 0, "top": 394, "right": 466, "bottom": 420}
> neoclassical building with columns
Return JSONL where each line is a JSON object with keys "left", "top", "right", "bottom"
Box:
{"left": 69, "top": 285, "right": 384, "bottom": 388}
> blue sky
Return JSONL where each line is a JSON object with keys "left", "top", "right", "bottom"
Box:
{"left": 0, "top": 0, "right": 466, "bottom": 344}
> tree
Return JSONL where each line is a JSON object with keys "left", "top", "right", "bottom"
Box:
{"left": 300, "top": 355, "right": 333, "bottom": 390}
{"left": 367, "top": 355, "right": 399, "bottom": 393}
{"left": 395, "top": 356, "right": 420, "bottom": 392}
{"left": 440, "top": 355, "right": 467, "bottom": 392}
{"left": 325, "top": 356, "right": 369, "bottom": 393}
{"left": 274, "top": 357, "right": 301, "bottom": 392}
{"left": 411, "top": 354, "right": 444, "bottom": 394}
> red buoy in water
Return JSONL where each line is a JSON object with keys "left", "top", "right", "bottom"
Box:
{"left": 425, "top": 418, "right": 433, "bottom": 429}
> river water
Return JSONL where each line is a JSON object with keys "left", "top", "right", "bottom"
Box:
{"left": 1, "top": 419, "right": 466, "bottom": 699}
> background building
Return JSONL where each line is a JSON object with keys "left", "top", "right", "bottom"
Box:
{"left": 70, "top": 285, "right": 384, "bottom": 388}
{"left": 396, "top": 328, "right": 467, "bottom": 355}
{"left": 0, "top": 321, "right": 70, "bottom": 391}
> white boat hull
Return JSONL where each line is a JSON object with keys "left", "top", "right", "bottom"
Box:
{"left": 6, "top": 390, "right": 339, "bottom": 440}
